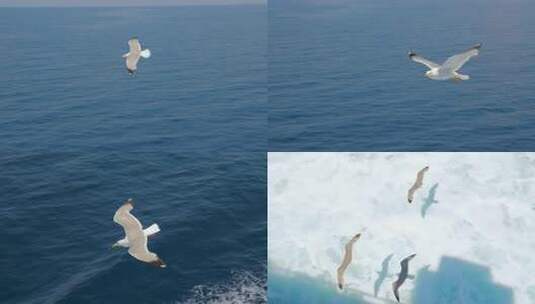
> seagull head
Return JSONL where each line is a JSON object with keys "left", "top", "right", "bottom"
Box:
{"left": 111, "top": 243, "right": 121, "bottom": 250}
{"left": 425, "top": 71, "right": 432, "bottom": 78}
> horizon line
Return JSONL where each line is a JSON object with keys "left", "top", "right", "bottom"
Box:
{"left": 0, "top": 1, "right": 265, "bottom": 8}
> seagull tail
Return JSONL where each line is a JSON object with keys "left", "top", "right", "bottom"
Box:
{"left": 140, "top": 49, "right": 151, "bottom": 59}
{"left": 144, "top": 223, "right": 160, "bottom": 236}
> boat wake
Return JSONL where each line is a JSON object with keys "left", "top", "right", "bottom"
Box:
{"left": 178, "top": 270, "right": 266, "bottom": 304}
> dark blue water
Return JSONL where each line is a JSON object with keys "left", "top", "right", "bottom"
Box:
{"left": 269, "top": 0, "right": 535, "bottom": 151}
{"left": 0, "top": 6, "right": 266, "bottom": 152}
{"left": 0, "top": 152, "right": 266, "bottom": 303}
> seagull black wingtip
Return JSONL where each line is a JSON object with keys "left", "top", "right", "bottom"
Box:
{"left": 124, "top": 198, "right": 134, "bottom": 207}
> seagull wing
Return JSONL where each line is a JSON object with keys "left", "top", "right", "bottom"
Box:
{"left": 113, "top": 200, "right": 166, "bottom": 268}
{"left": 409, "top": 52, "right": 440, "bottom": 70}
{"left": 399, "top": 254, "right": 416, "bottom": 279}
{"left": 127, "top": 233, "right": 165, "bottom": 267}
{"left": 336, "top": 233, "right": 360, "bottom": 290}
{"left": 408, "top": 167, "right": 428, "bottom": 203}
{"left": 392, "top": 254, "right": 415, "bottom": 302}
{"left": 128, "top": 38, "right": 142, "bottom": 54}
{"left": 441, "top": 44, "right": 481, "bottom": 72}
{"left": 113, "top": 199, "right": 143, "bottom": 238}
{"left": 126, "top": 54, "right": 140, "bottom": 72}
{"left": 415, "top": 167, "right": 428, "bottom": 185}
{"left": 125, "top": 38, "right": 143, "bottom": 73}
{"left": 407, "top": 184, "right": 418, "bottom": 203}
{"left": 392, "top": 281, "right": 401, "bottom": 302}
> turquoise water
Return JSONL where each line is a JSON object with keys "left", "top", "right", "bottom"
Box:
{"left": 268, "top": 271, "right": 374, "bottom": 304}
{"left": 269, "top": 256, "right": 514, "bottom": 304}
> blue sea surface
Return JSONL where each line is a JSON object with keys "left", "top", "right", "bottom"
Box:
{"left": 268, "top": 0, "right": 535, "bottom": 151}
{"left": 268, "top": 270, "right": 372, "bottom": 304}
{"left": 0, "top": 152, "right": 266, "bottom": 303}
{"left": 268, "top": 257, "right": 514, "bottom": 304}
{"left": 0, "top": 5, "right": 266, "bottom": 152}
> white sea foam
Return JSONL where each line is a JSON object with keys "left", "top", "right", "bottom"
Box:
{"left": 268, "top": 153, "right": 535, "bottom": 303}
{"left": 178, "top": 271, "right": 266, "bottom": 304}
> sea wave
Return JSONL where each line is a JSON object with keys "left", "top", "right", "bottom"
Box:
{"left": 178, "top": 270, "right": 266, "bottom": 304}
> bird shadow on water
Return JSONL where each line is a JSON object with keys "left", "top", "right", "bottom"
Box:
{"left": 411, "top": 256, "right": 513, "bottom": 304}
{"left": 373, "top": 253, "right": 394, "bottom": 297}
{"left": 421, "top": 183, "right": 439, "bottom": 218}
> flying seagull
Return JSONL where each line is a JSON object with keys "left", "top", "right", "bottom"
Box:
{"left": 392, "top": 254, "right": 416, "bottom": 302}
{"left": 122, "top": 38, "right": 151, "bottom": 75}
{"left": 408, "top": 166, "right": 429, "bottom": 203}
{"left": 336, "top": 233, "right": 361, "bottom": 290}
{"left": 409, "top": 44, "right": 481, "bottom": 81}
{"left": 112, "top": 198, "right": 166, "bottom": 268}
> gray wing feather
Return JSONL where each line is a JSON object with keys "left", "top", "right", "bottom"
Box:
{"left": 409, "top": 52, "right": 440, "bottom": 69}
{"left": 441, "top": 44, "right": 481, "bottom": 72}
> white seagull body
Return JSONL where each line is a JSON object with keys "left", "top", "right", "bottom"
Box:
{"left": 409, "top": 44, "right": 481, "bottom": 81}
{"left": 122, "top": 38, "right": 151, "bottom": 75}
{"left": 114, "top": 223, "right": 160, "bottom": 247}
{"left": 113, "top": 199, "right": 166, "bottom": 268}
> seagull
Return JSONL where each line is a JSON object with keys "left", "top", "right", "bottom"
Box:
{"left": 409, "top": 44, "right": 481, "bottom": 81}
{"left": 112, "top": 198, "right": 166, "bottom": 268}
{"left": 122, "top": 37, "right": 151, "bottom": 75}
{"left": 392, "top": 254, "right": 416, "bottom": 302}
{"left": 336, "top": 233, "right": 361, "bottom": 290}
{"left": 408, "top": 166, "right": 429, "bottom": 203}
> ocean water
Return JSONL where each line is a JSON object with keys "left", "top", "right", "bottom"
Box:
{"left": 0, "top": 5, "right": 266, "bottom": 152}
{"left": 268, "top": 0, "right": 535, "bottom": 151}
{"left": 0, "top": 152, "right": 266, "bottom": 303}
{"left": 268, "top": 152, "right": 535, "bottom": 303}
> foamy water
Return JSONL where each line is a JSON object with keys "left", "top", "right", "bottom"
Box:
{"left": 269, "top": 153, "right": 535, "bottom": 303}
{"left": 179, "top": 271, "right": 266, "bottom": 304}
